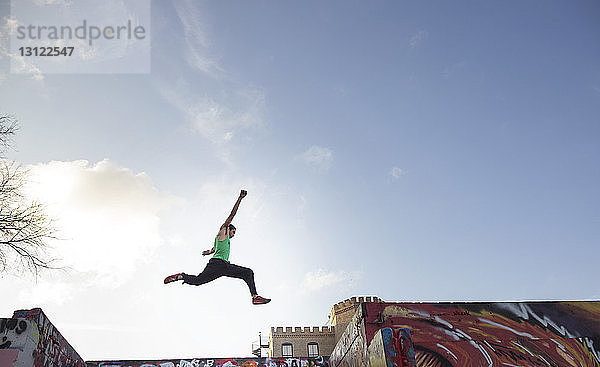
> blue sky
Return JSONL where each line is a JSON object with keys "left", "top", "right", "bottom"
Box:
{"left": 1, "top": 0, "right": 599, "bottom": 360}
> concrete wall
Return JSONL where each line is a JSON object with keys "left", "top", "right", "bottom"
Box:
{"left": 0, "top": 308, "right": 86, "bottom": 367}
{"left": 86, "top": 357, "right": 329, "bottom": 367}
{"left": 330, "top": 301, "right": 600, "bottom": 367}
{"left": 269, "top": 327, "right": 335, "bottom": 358}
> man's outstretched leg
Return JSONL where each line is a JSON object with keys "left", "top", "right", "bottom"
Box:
{"left": 164, "top": 258, "right": 224, "bottom": 285}
{"left": 164, "top": 259, "right": 270, "bottom": 304}
{"left": 222, "top": 262, "right": 271, "bottom": 305}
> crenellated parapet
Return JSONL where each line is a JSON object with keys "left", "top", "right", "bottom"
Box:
{"left": 269, "top": 325, "right": 337, "bottom": 357}
{"left": 330, "top": 296, "right": 382, "bottom": 325}
{"left": 271, "top": 326, "right": 335, "bottom": 337}
{"left": 332, "top": 296, "right": 382, "bottom": 312}
{"left": 268, "top": 297, "right": 383, "bottom": 357}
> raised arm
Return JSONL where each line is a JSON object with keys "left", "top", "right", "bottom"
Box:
{"left": 214, "top": 190, "right": 247, "bottom": 243}
{"left": 221, "top": 189, "right": 247, "bottom": 229}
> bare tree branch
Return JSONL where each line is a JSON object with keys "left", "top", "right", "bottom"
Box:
{"left": 0, "top": 114, "right": 60, "bottom": 277}
{"left": 0, "top": 115, "right": 18, "bottom": 156}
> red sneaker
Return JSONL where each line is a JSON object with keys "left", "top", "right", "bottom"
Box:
{"left": 252, "top": 296, "right": 271, "bottom": 305}
{"left": 164, "top": 273, "right": 183, "bottom": 284}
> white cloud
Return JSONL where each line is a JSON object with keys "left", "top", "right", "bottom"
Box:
{"left": 159, "top": 84, "right": 266, "bottom": 163}
{"left": 33, "top": 0, "right": 71, "bottom": 5}
{"left": 157, "top": 2, "right": 267, "bottom": 164}
{"left": 409, "top": 29, "right": 428, "bottom": 48}
{"left": 187, "top": 90, "right": 265, "bottom": 141}
{"left": 301, "top": 269, "right": 360, "bottom": 292}
{"left": 172, "top": 0, "right": 225, "bottom": 76}
{"left": 9, "top": 56, "right": 45, "bottom": 80}
{"left": 18, "top": 280, "right": 74, "bottom": 305}
{"left": 23, "top": 159, "right": 180, "bottom": 287}
{"left": 297, "top": 145, "right": 333, "bottom": 171}
{"left": 390, "top": 166, "right": 404, "bottom": 180}
{"left": 1, "top": 16, "right": 18, "bottom": 39}
{"left": 0, "top": 16, "right": 45, "bottom": 83}
{"left": 58, "top": 322, "right": 138, "bottom": 333}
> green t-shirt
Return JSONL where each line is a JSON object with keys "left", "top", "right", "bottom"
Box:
{"left": 212, "top": 235, "right": 230, "bottom": 262}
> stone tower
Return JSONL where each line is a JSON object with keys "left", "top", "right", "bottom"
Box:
{"left": 329, "top": 296, "right": 382, "bottom": 341}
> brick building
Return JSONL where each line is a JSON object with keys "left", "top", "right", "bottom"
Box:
{"left": 268, "top": 296, "right": 381, "bottom": 358}
{"left": 268, "top": 326, "right": 335, "bottom": 358}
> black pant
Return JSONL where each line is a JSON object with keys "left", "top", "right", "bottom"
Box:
{"left": 182, "top": 258, "right": 257, "bottom": 295}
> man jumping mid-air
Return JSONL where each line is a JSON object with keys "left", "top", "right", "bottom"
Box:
{"left": 164, "top": 189, "right": 271, "bottom": 305}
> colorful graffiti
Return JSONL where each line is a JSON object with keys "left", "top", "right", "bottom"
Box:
{"left": 331, "top": 301, "right": 600, "bottom": 367}
{"left": 1, "top": 318, "right": 31, "bottom": 348}
{"left": 366, "top": 328, "right": 416, "bottom": 367}
{"left": 9, "top": 308, "right": 86, "bottom": 367}
{"left": 86, "top": 357, "right": 328, "bottom": 367}
{"left": 0, "top": 317, "right": 38, "bottom": 366}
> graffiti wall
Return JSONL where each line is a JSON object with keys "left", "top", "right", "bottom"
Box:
{"left": 86, "top": 357, "right": 329, "bottom": 367}
{"left": 366, "top": 328, "right": 415, "bottom": 367}
{"left": 0, "top": 317, "right": 39, "bottom": 366}
{"left": 331, "top": 301, "right": 600, "bottom": 367}
{"left": 0, "top": 308, "right": 86, "bottom": 367}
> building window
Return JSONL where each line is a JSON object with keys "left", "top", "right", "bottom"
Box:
{"left": 307, "top": 342, "right": 319, "bottom": 357}
{"left": 282, "top": 343, "right": 293, "bottom": 357}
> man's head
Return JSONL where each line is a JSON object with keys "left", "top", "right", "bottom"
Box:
{"left": 228, "top": 224, "right": 236, "bottom": 238}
